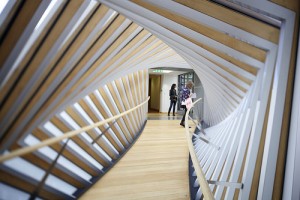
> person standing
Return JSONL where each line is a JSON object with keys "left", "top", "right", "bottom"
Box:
{"left": 180, "top": 80, "right": 194, "bottom": 127}
{"left": 168, "top": 84, "right": 177, "bottom": 116}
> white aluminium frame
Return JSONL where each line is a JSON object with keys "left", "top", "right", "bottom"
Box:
{"left": 283, "top": 27, "right": 300, "bottom": 200}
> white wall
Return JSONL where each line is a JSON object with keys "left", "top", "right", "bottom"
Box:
{"left": 160, "top": 72, "right": 182, "bottom": 113}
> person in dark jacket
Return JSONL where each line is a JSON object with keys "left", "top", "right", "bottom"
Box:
{"left": 168, "top": 84, "right": 177, "bottom": 116}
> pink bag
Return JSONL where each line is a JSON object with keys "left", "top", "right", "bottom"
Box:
{"left": 185, "top": 97, "right": 192, "bottom": 110}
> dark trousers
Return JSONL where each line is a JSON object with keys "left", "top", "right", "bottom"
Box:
{"left": 181, "top": 105, "right": 187, "bottom": 124}
{"left": 168, "top": 100, "right": 177, "bottom": 114}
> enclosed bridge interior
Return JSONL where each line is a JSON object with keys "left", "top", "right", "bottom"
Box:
{"left": 0, "top": 0, "right": 300, "bottom": 200}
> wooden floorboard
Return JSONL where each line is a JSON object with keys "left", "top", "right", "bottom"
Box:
{"left": 80, "top": 117, "right": 191, "bottom": 200}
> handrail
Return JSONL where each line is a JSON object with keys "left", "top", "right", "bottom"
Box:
{"left": 0, "top": 96, "right": 150, "bottom": 163}
{"left": 185, "top": 98, "right": 214, "bottom": 200}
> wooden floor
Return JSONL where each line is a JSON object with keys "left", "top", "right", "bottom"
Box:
{"left": 80, "top": 114, "right": 191, "bottom": 200}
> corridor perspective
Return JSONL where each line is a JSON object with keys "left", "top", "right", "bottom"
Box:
{"left": 0, "top": 0, "right": 300, "bottom": 200}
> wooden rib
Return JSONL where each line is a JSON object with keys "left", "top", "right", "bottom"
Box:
{"left": 208, "top": 58, "right": 252, "bottom": 88}
{"left": 122, "top": 76, "right": 142, "bottom": 128}
{"left": 209, "top": 67, "right": 246, "bottom": 101}
{"left": 19, "top": 4, "right": 111, "bottom": 114}
{"left": 0, "top": 169, "right": 67, "bottom": 200}
{"left": 59, "top": 108, "right": 110, "bottom": 167}
{"left": 7, "top": 15, "right": 127, "bottom": 144}
{"left": 85, "top": 29, "right": 151, "bottom": 86}
{"left": 128, "top": 74, "right": 143, "bottom": 123}
{"left": 133, "top": 72, "right": 144, "bottom": 125}
{"left": 1, "top": 5, "right": 115, "bottom": 144}
{"left": 132, "top": 0, "right": 269, "bottom": 62}
{"left": 75, "top": 22, "right": 141, "bottom": 91}
{"left": 51, "top": 14, "right": 127, "bottom": 100}
{"left": 89, "top": 92, "right": 128, "bottom": 147}
{"left": 0, "top": 0, "right": 84, "bottom": 117}
{"left": 0, "top": 1, "right": 66, "bottom": 105}
{"left": 0, "top": 0, "right": 23, "bottom": 44}
{"left": 32, "top": 128, "right": 99, "bottom": 176}
{"left": 143, "top": 69, "right": 148, "bottom": 104}
{"left": 176, "top": 30, "right": 261, "bottom": 75}
{"left": 125, "top": 44, "right": 170, "bottom": 68}
{"left": 174, "top": 0, "right": 279, "bottom": 43}
{"left": 0, "top": 97, "right": 149, "bottom": 163}
{"left": 106, "top": 83, "right": 135, "bottom": 138}
{"left": 9, "top": 142, "right": 87, "bottom": 189}
{"left": 133, "top": 72, "right": 142, "bottom": 105}
{"left": 0, "top": 0, "right": 42, "bottom": 68}
{"left": 102, "top": 36, "right": 164, "bottom": 75}
{"left": 121, "top": 37, "right": 164, "bottom": 67}
{"left": 0, "top": 0, "right": 86, "bottom": 146}
{"left": 114, "top": 79, "right": 139, "bottom": 133}
{"left": 115, "top": 36, "right": 162, "bottom": 70}
{"left": 98, "top": 87, "right": 132, "bottom": 142}
{"left": 52, "top": 112, "right": 116, "bottom": 161}
{"left": 77, "top": 99, "right": 121, "bottom": 157}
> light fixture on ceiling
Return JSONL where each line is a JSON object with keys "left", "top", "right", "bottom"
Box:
{"left": 152, "top": 69, "right": 172, "bottom": 73}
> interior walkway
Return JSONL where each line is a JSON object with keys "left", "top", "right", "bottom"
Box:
{"left": 80, "top": 113, "right": 191, "bottom": 200}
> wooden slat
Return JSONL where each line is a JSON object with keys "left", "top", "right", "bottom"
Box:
{"left": 0, "top": 0, "right": 86, "bottom": 148}
{"left": 213, "top": 63, "right": 252, "bottom": 90}
{"left": 174, "top": 0, "right": 279, "bottom": 44}
{"left": 208, "top": 67, "right": 246, "bottom": 101}
{"left": 50, "top": 14, "right": 127, "bottom": 101}
{"left": 31, "top": 128, "right": 99, "bottom": 177}
{"left": 121, "top": 76, "right": 142, "bottom": 128}
{"left": 89, "top": 93, "right": 127, "bottom": 148}
{"left": 176, "top": 30, "right": 261, "bottom": 76}
{"left": 62, "top": 109, "right": 111, "bottom": 167}
{"left": 114, "top": 79, "right": 139, "bottom": 133}
{"left": 0, "top": 169, "right": 68, "bottom": 200}
{"left": 15, "top": 4, "right": 110, "bottom": 115}
{"left": 99, "top": 35, "right": 162, "bottom": 76}
{"left": 0, "top": 1, "right": 66, "bottom": 105}
{"left": 106, "top": 83, "right": 136, "bottom": 137}
{"left": 77, "top": 22, "right": 141, "bottom": 88}
{"left": 98, "top": 87, "right": 132, "bottom": 142}
{"left": 143, "top": 69, "right": 148, "bottom": 109}
{"left": 9, "top": 14, "right": 125, "bottom": 144}
{"left": 85, "top": 28, "right": 150, "bottom": 85}
{"left": 133, "top": 72, "right": 144, "bottom": 121}
{"left": 132, "top": 0, "right": 269, "bottom": 62}
{"left": 9, "top": 143, "right": 87, "bottom": 189}
{"left": 0, "top": 0, "right": 42, "bottom": 68}
{"left": 128, "top": 74, "right": 143, "bottom": 124}
{"left": 0, "top": 0, "right": 23, "bottom": 44}
{"left": 77, "top": 99, "right": 120, "bottom": 158}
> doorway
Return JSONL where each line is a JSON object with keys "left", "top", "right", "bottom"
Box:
{"left": 148, "top": 74, "right": 161, "bottom": 113}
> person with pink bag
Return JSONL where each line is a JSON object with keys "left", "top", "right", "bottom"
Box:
{"left": 180, "top": 80, "right": 194, "bottom": 128}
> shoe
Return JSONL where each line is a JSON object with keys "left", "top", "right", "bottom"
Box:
{"left": 168, "top": 113, "right": 170, "bottom": 116}
{"left": 180, "top": 123, "right": 191, "bottom": 128}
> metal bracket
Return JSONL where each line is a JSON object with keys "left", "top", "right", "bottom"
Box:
{"left": 91, "top": 117, "right": 120, "bottom": 144}
{"left": 207, "top": 180, "right": 243, "bottom": 189}
{"left": 193, "top": 134, "right": 221, "bottom": 150}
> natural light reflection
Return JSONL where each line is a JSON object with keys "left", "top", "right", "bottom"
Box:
{"left": 0, "top": 0, "right": 9, "bottom": 15}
